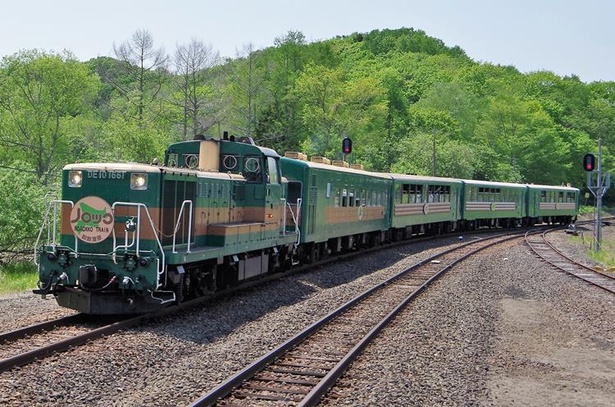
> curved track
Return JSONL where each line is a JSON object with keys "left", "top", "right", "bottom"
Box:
{"left": 525, "top": 229, "right": 615, "bottom": 294}
{"left": 190, "top": 231, "right": 528, "bottom": 407}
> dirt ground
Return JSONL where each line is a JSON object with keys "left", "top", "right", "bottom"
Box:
{"left": 488, "top": 218, "right": 615, "bottom": 406}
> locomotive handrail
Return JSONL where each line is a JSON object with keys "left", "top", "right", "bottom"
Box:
{"left": 285, "top": 198, "right": 302, "bottom": 245}
{"left": 34, "top": 200, "right": 77, "bottom": 266}
{"left": 281, "top": 198, "right": 287, "bottom": 235}
{"left": 172, "top": 200, "right": 193, "bottom": 253}
{"left": 112, "top": 202, "right": 166, "bottom": 290}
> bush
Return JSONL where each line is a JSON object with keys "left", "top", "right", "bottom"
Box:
{"left": 0, "top": 261, "right": 38, "bottom": 294}
{"left": 0, "top": 164, "right": 49, "bottom": 263}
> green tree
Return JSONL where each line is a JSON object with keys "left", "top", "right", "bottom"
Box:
{"left": 0, "top": 163, "right": 47, "bottom": 260}
{"left": 291, "top": 63, "right": 387, "bottom": 160}
{"left": 0, "top": 50, "right": 99, "bottom": 185}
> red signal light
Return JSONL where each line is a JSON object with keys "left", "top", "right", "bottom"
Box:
{"left": 583, "top": 153, "right": 595, "bottom": 171}
{"left": 342, "top": 137, "right": 352, "bottom": 155}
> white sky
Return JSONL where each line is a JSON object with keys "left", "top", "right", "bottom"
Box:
{"left": 1, "top": 0, "right": 613, "bottom": 82}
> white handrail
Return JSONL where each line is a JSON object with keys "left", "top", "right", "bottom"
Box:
{"left": 172, "top": 200, "right": 193, "bottom": 253}
{"left": 34, "top": 200, "right": 77, "bottom": 266}
{"left": 112, "top": 202, "right": 166, "bottom": 289}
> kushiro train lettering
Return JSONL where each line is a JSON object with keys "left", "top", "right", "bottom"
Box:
{"left": 34, "top": 133, "right": 579, "bottom": 314}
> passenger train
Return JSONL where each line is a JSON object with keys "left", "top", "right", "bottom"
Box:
{"left": 34, "top": 134, "right": 579, "bottom": 314}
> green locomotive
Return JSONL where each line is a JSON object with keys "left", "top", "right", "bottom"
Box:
{"left": 35, "top": 134, "right": 298, "bottom": 314}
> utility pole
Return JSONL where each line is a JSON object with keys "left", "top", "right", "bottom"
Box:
{"left": 432, "top": 128, "right": 436, "bottom": 177}
{"left": 586, "top": 139, "right": 611, "bottom": 251}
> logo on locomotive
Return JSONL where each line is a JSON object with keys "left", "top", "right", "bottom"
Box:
{"left": 70, "top": 196, "right": 114, "bottom": 243}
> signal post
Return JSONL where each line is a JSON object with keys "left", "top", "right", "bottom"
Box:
{"left": 585, "top": 139, "right": 611, "bottom": 251}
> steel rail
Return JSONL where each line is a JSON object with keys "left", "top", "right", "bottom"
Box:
{"left": 0, "top": 314, "right": 85, "bottom": 344}
{"left": 190, "top": 230, "right": 527, "bottom": 407}
{"left": 525, "top": 229, "right": 615, "bottom": 294}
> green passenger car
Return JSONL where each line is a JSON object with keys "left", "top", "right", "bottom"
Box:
{"left": 280, "top": 155, "right": 392, "bottom": 262}
{"left": 387, "top": 174, "right": 463, "bottom": 237}
{"left": 526, "top": 184, "right": 579, "bottom": 224}
{"left": 460, "top": 180, "right": 527, "bottom": 228}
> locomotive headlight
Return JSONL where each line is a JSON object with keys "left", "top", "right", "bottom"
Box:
{"left": 130, "top": 173, "right": 148, "bottom": 190}
{"left": 68, "top": 170, "right": 83, "bottom": 188}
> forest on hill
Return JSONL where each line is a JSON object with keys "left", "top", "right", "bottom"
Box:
{"left": 0, "top": 27, "right": 613, "bottom": 259}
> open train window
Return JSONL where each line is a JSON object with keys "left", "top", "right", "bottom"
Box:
{"left": 287, "top": 181, "right": 302, "bottom": 204}
{"left": 410, "top": 184, "right": 422, "bottom": 203}
{"left": 401, "top": 184, "right": 410, "bottom": 204}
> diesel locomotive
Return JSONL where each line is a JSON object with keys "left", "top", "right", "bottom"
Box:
{"left": 34, "top": 134, "right": 579, "bottom": 314}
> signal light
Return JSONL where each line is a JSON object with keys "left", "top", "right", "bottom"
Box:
{"left": 583, "top": 153, "right": 595, "bottom": 171}
{"left": 342, "top": 137, "right": 352, "bottom": 155}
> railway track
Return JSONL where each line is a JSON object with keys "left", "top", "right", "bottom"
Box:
{"left": 190, "top": 230, "right": 529, "bottom": 407}
{"left": 0, "top": 313, "right": 147, "bottom": 373}
{"left": 0, "top": 229, "right": 523, "bottom": 374}
{"left": 525, "top": 229, "right": 615, "bottom": 294}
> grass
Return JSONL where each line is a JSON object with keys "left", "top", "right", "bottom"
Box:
{"left": 588, "top": 237, "right": 615, "bottom": 269}
{"left": 570, "top": 206, "right": 615, "bottom": 270}
{"left": 0, "top": 261, "right": 39, "bottom": 295}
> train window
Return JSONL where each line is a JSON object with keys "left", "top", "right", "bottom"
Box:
{"left": 244, "top": 156, "right": 262, "bottom": 183}
{"left": 222, "top": 155, "right": 238, "bottom": 171}
{"left": 540, "top": 190, "right": 547, "bottom": 202}
{"left": 349, "top": 189, "right": 355, "bottom": 207}
{"left": 558, "top": 191, "right": 564, "bottom": 202}
{"left": 401, "top": 184, "right": 410, "bottom": 204}
{"left": 267, "top": 157, "right": 279, "bottom": 184}
{"left": 167, "top": 153, "right": 179, "bottom": 167}
{"left": 410, "top": 184, "right": 422, "bottom": 203}
{"left": 335, "top": 189, "right": 341, "bottom": 207}
{"left": 184, "top": 154, "right": 199, "bottom": 169}
{"left": 427, "top": 185, "right": 434, "bottom": 203}
{"left": 442, "top": 185, "right": 450, "bottom": 202}
{"left": 342, "top": 189, "right": 348, "bottom": 207}
{"left": 326, "top": 182, "right": 332, "bottom": 198}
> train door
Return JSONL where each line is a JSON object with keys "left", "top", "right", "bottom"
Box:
{"left": 265, "top": 156, "right": 284, "bottom": 233}
{"left": 307, "top": 173, "right": 317, "bottom": 236}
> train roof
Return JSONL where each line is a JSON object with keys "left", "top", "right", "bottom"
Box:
{"left": 379, "top": 173, "right": 464, "bottom": 184}
{"left": 460, "top": 179, "right": 528, "bottom": 189}
{"left": 526, "top": 184, "right": 579, "bottom": 191}
{"left": 280, "top": 157, "right": 392, "bottom": 180}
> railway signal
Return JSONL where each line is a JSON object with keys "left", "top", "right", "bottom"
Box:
{"left": 583, "top": 153, "right": 595, "bottom": 171}
{"left": 585, "top": 141, "right": 611, "bottom": 252}
{"left": 342, "top": 137, "right": 352, "bottom": 155}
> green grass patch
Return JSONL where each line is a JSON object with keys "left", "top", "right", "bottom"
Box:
{"left": 0, "top": 261, "right": 38, "bottom": 295}
{"left": 588, "top": 238, "right": 615, "bottom": 269}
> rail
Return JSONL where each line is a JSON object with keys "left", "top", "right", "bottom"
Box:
{"left": 190, "top": 231, "right": 525, "bottom": 406}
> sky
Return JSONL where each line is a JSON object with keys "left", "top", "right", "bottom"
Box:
{"left": 1, "top": 0, "right": 613, "bottom": 83}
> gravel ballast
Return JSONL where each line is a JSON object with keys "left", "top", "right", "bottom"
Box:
{"left": 1, "top": 230, "right": 614, "bottom": 406}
